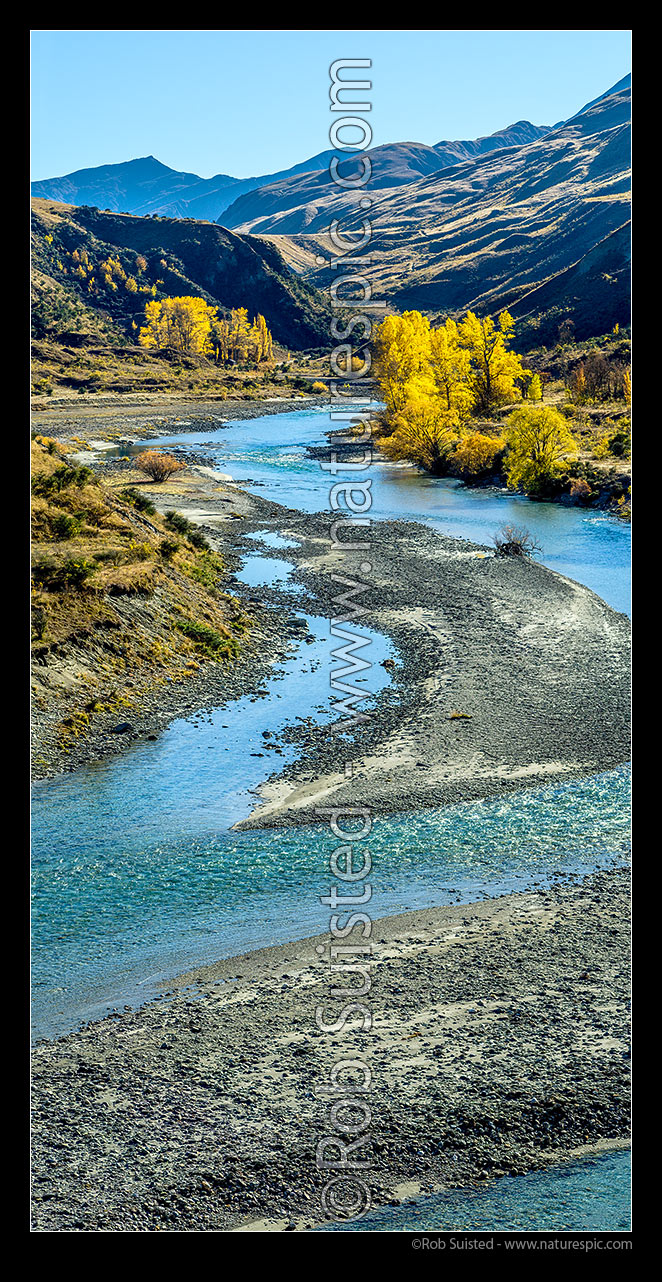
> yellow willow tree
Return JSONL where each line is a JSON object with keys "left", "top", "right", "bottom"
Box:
{"left": 458, "top": 310, "right": 527, "bottom": 414}
{"left": 428, "top": 318, "right": 474, "bottom": 419}
{"left": 139, "top": 297, "right": 217, "bottom": 355}
{"left": 211, "top": 308, "right": 274, "bottom": 364}
{"left": 527, "top": 372, "right": 543, "bottom": 402}
{"left": 453, "top": 431, "right": 505, "bottom": 479}
{"left": 380, "top": 390, "right": 460, "bottom": 474}
{"left": 504, "top": 406, "right": 578, "bottom": 496}
{"left": 227, "top": 306, "right": 251, "bottom": 360}
{"left": 249, "top": 313, "right": 274, "bottom": 364}
{"left": 372, "top": 312, "right": 433, "bottom": 426}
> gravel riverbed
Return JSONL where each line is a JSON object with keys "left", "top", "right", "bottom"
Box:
{"left": 31, "top": 866, "right": 630, "bottom": 1232}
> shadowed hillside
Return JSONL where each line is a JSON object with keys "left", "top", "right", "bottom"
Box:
{"left": 218, "top": 123, "right": 549, "bottom": 231}
{"left": 31, "top": 199, "right": 332, "bottom": 351}
{"left": 31, "top": 150, "right": 360, "bottom": 223}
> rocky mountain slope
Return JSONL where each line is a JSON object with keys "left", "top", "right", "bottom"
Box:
{"left": 218, "top": 122, "right": 549, "bottom": 231}
{"left": 231, "top": 78, "right": 631, "bottom": 342}
{"left": 31, "top": 150, "right": 356, "bottom": 222}
{"left": 31, "top": 75, "right": 630, "bottom": 346}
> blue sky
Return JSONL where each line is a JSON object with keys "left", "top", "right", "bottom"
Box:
{"left": 31, "top": 29, "right": 631, "bottom": 180}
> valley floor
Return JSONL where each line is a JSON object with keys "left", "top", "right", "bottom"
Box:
{"left": 31, "top": 413, "right": 630, "bottom": 816}
{"left": 30, "top": 401, "right": 632, "bottom": 1234}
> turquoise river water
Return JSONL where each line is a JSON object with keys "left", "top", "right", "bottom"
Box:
{"left": 140, "top": 405, "right": 630, "bottom": 615}
{"left": 321, "top": 1149, "right": 631, "bottom": 1233}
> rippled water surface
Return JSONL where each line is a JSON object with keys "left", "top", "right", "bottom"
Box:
{"left": 32, "top": 762, "right": 630, "bottom": 1039}
{"left": 33, "top": 408, "right": 631, "bottom": 1037}
{"left": 33, "top": 406, "right": 631, "bottom": 1226}
{"left": 321, "top": 1149, "right": 631, "bottom": 1232}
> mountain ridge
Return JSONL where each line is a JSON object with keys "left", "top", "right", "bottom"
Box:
{"left": 31, "top": 198, "right": 333, "bottom": 350}
{"left": 32, "top": 121, "right": 551, "bottom": 223}
{"left": 31, "top": 74, "right": 631, "bottom": 346}
{"left": 244, "top": 79, "right": 631, "bottom": 343}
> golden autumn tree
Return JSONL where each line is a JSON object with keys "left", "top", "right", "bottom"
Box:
{"left": 228, "top": 306, "right": 251, "bottom": 360}
{"left": 458, "top": 310, "right": 526, "bottom": 414}
{"left": 428, "top": 318, "right": 474, "bottom": 419}
{"left": 139, "top": 297, "right": 218, "bottom": 356}
{"left": 380, "top": 391, "right": 460, "bottom": 475}
{"left": 250, "top": 313, "right": 274, "bottom": 364}
{"left": 504, "top": 406, "right": 578, "bottom": 496}
{"left": 135, "top": 450, "right": 186, "bottom": 482}
{"left": 371, "top": 307, "right": 539, "bottom": 475}
{"left": 210, "top": 308, "right": 274, "bottom": 365}
{"left": 453, "top": 431, "right": 504, "bottom": 478}
{"left": 210, "top": 314, "right": 230, "bottom": 363}
{"left": 527, "top": 373, "right": 543, "bottom": 402}
{"left": 373, "top": 312, "right": 433, "bottom": 425}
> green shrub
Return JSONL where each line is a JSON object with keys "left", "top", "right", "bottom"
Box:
{"left": 51, "top": 512, "right": 83, "bottom": 540}
{"left": 119, "top": 487, "right": 156, "bottom": 515}
{"left": 32, "top": 605, "right": 47, "bottom": 639}
{"left": 32, "top": 464, "right": 96, "bottom": 496}
{"left": 606, "top": 419, "right": 631, "bottom": 458}
{"left": 33, "top": 556, "right": 95, "bottom": 590}
{"left": 187, "top": 552, "right": 223, "bottom": 588}
{"left": 164, "top": 510, "right": 191, "bottom": 535}
{"left": 165, "top": 511, "right": 209, "bottom": 550}
{"left": 176, "top": 619, "right": 238, "bottom": 659}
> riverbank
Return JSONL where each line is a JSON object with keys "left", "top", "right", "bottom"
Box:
{"left": 230, "top": 506, "right": 630, "bottom": 828}
{"left": 31, "top": 865, "right": 630, "bottom": 1233}
{"left": 31, "top": 393, "right": 331, "bottom": 438}
{"left": 33, "top": 394, "right": 630, "bottom": 518}
{"left": 30, "top": 445, "right": 311, "bottom": 781}
{"left": 306, "top": 428, "right": 631, "bottom": 516}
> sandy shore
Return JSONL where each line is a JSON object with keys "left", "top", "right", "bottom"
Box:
{"left": 31, "top": 866, "right": 630, "bottom": 1232}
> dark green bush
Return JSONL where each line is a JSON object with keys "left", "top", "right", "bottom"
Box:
{"left": 607, "top": 423, "right": 631, "bottom": 457}
{"left": 176, "top": 619, "right": 238, "bottom": 658}
{"left": 165, "top": 511, "right": 209, "bottom": 550}
{"left": 33, "top": 557, "right": 95, "bottom": 590}
{"left": 31, "top": 605, "right": 47, "bottom": 639}
{"left": 164, "top": 510, "right": 190, "bottom": 535}
{"left": 51, "top": 512, "right": 83, "bottom": 540}
{"left": 120, "top": 487, "right": 156, "bottom": 515}
{"left": 32, "top": 464, "right": 96, "bottom": 496}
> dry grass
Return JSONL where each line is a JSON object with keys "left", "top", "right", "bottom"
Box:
{"left": 31, "top": 438, "right": 250, "bottom": 749}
